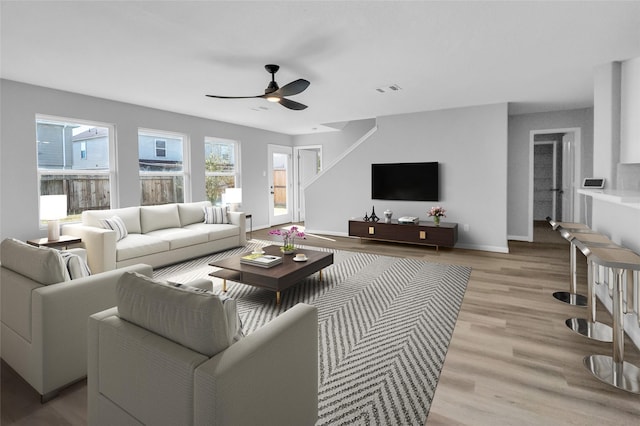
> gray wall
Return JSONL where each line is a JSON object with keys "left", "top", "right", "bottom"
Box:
{"left": 507, "top": 108, "right": 594, "bottom": 240}
{"left": 0, "top": 79, "right": 292, "bottom": 242}
{"left": 302, "top": 103, "right": 510, "bottom": 252}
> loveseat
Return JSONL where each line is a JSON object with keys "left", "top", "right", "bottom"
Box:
{"left": 62, "top": 201, "right": 246, "bottom": 274}
{"left": 0, "top": 238, "right": 153, "bottom": 401}
{"left": 88, "top": 272, "right": 319, "bottom": 426}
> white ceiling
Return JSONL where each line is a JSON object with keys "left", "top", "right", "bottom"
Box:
{"left": 2, "top": 1, "right": 639, "bottom": 135}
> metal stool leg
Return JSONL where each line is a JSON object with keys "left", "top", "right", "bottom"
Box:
{"left": 584, "top": 267, "right": 640, "bottom": 393}
{"left": 553, "top": 241, "right": 588, "bottom": 306}
{"left": 565, "top": 258, "right": 612, "bottom": 342}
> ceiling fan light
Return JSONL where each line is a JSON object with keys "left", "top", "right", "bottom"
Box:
{"left": 266, "top": 96, "right": 281, "bottom": 103}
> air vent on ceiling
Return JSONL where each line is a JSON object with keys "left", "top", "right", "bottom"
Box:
{"left": 376, "top": 84, "right": 402, "bottom": 93}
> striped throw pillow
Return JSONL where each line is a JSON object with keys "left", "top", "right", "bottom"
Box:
{"left": 203, "top": 206, "right": 229, "bottom": 224}
{"left": 99, "top": 216, "right": 128, "bottom": 241}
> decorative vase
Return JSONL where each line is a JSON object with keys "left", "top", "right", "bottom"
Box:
{"left": 281, "top": 236, "right": 295, "bottom": 254}
{"left": 433, "top": 216, "right": 441, "bottom": 226}
{"left": 384, "top": 209, "right": 393, "bottom": 223}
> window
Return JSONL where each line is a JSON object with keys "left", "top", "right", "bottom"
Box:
{"left": 36, "top": 116, "right": 115, "bottom": 225}
{"left": 205, "top": 137, "right": 240, "bottom": 205}
{"left": 138, "top": 129, "right": 188, "bottom": 205}
{"left": 155, "top": 139, "right": 166, "bottom": 157}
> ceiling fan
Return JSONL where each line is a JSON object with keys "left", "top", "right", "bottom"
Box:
{"left": 206, "top": 64, "right": 310, "bottom": 110}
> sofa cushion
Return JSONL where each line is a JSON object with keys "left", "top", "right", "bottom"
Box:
{"left": 83, "top": 207, "right": 141, "bottom": 234}
{"left": 115, "top": 234, "right": 170, "bottom": 262}
{"left": 116, "top": 272, "right": 241, "bottom": 357}
{"left": 203, "top": 206, "right": 229, "bottom": 224}
{"left": 0, "top": 238, "right": 69, "bottom": 284}
{"left": 170, "top": 283, "right": 243, "bottom": 344}
{"left": 182, "top": 223, "right": 240, "bottom": 241}
{"left": 140, "top": 204, "right": 181, "bottom": 234}
{"left": 99, "top": 216, "right": 128, "bottom": 241}
{"left": 145, "top": 228, "right": 209, "bottom": 250}
{"left": 178, "top": 201, "right": 211, "bottom": 227}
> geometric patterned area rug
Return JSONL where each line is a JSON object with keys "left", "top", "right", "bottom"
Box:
{"left": 154, "top": 240, "right": 471, "bottom": 425}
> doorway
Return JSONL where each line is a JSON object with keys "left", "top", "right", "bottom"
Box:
{"left": 293, "top": 145, "right": 322, "bottom": 223}
{"left": 268, "top": 145, "right": 293, "bottom": 226}
{"left": 529, "top": 128, "right": 580, "bottom": 242}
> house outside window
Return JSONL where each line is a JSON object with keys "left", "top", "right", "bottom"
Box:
{"left": 36, "top": 116, "right": 115, "bottom": 225}
{"left": 138, "top": 129, "right": 188, "bottom": 205}
{"left": 205, "top": 137, "right": 239, "bottom": 205}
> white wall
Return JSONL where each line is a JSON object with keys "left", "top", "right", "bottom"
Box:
{"left": 293, "top": 119, "right": 376, "bottom": 167}
{"left": 0, "top": 79, "right": 292, "bottom": 242}
{"left": 303, "top": 103, "right": 510, "bottom": 252}
{"left": 507, "top": 108, "right": 594, "bottom": 240}
{"left": 621, "top": 57, "right": 640, "bottom": 162}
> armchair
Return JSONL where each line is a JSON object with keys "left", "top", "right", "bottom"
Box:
{"left": 88, "top": 272, "right": 318, "bottom": 426}
{"left": 0, "top": 238, "right": 153, "bottom": 401}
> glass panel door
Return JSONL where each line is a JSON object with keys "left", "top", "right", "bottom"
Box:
{"left": 268, "top": 145, "right": 292, "bottom": 226}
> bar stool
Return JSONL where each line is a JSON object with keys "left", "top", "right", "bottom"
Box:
{"left": 546, "top": 217, "right": 594, "bottom": 307}
{"left": 566, "top": 232, "right": 620, "bottom": 342}
{"left": 582, "top": 246, "right": 640, "bottom": 394}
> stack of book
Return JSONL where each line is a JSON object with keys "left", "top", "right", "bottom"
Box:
{"left": 240, "top": 253, "right": 283, "bottom": 268}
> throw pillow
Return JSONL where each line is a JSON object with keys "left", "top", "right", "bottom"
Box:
{"left": 116, "top": 272, "right": 243, "bottom": 357}
{"left": 203, "top": 205, "right": 229, "bottom": 224}
{"left": 99, "top": 216, "right": 128, "bottom": 241}
{"left": 171, "top": 282, "right": 244, "bottom": 344}
{"left": 60, "top": 250, "right": 92, "bottom": 279}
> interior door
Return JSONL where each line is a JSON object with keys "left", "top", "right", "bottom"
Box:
{"left": 268, "top": 145, "right": 293, "bottom": 226}
{"left": 296, "top": 148, "right": 320, "bottom": 222}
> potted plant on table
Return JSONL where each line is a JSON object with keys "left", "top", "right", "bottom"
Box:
{"left": 269, "top": 226, "right": 306, "bottom": 254}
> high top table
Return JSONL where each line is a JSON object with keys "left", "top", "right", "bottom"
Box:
{"left": 580, "top": 246, "right": 640, "bottom": 394}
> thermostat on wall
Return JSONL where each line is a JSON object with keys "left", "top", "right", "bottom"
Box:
{"left": 582, "top": 178, "right": 605, "bottom": 189}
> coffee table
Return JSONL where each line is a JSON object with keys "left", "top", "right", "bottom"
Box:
{"left": 209, "top": 245, "right": 333, "bottom": 304}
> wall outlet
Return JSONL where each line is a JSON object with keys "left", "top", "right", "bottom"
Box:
{"left": 463, "top": 224, "right": 470, "bottom": 232}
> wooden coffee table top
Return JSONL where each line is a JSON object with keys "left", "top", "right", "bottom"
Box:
{"left": 209, "top": 245, "right": 334, "bottom": 293}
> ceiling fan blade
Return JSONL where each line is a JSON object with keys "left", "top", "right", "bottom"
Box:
{"left": 205, "top": 94, "right": 262, "bottom": 99}
{"left": 279, "top": 97, "right": 308, "bottom": 110}
{"left": 275, "top": 79, "right": 310, "bottom": 97}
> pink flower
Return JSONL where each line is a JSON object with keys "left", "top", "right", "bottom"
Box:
{"left": 428, "top": 206, "right": 446, "bottom": 218}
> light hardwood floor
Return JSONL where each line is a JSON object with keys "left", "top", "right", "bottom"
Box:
{"left": 2, "top": 223, "right": 639, "bottom": 425}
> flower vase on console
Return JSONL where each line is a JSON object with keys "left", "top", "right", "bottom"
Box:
{"left": 428, "top": 206, "right": 446, "bottom": 227}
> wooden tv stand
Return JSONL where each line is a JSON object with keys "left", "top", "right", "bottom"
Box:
{"left": 348, "top": 219, "right": 458, "bottom": 250}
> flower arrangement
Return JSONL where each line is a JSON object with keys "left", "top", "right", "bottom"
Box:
{"left": 269, "top": 226, "right": 306, "bottom": 253}
{"left": 427, "top": 206, "right": 446, "bottom": 218}
{"left": 427, "top": 206, "right": 446, "bottom": 225}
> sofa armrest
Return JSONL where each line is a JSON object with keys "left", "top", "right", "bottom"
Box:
{"left": 194, "top": 303, "right": 318, "bottom": 426}
{"left": 62, "top": 223, "right": 117, "bottom": 273}
{"left": 228, "top": 211, "right": 247, "bottom": 245}
{"left": 32, "top": 263, "right": 153, "bottom": 395}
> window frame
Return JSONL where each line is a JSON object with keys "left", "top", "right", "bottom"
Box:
{"left": 35, "top": 114, "right": 117, "bottom": 227}
{"left": 204, "top": 137, "right": 241, "bottom": 205}
{"left": 138, "top": 128, "right": 191, "bottom": 205}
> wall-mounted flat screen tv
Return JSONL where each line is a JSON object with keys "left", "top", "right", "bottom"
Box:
{"left": 371, "top": 162, "right": 439, "bottom": 201}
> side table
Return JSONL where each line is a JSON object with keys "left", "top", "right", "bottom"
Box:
{"left": 27, "top": 235, "right": 81, "bottom": 250}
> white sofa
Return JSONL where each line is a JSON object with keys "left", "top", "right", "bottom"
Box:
{"left": 88, "top": 272, "right": 319, "bottom": 426}
{"left": 0, "top": 238, "right": 153, "bottom": 401}
{"left": 62, "top": 201, "right": 246, "bottom": 273}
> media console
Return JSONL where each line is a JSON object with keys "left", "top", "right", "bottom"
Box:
{"left": 348, "top": 219, "right": 458, "bottom": 250}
